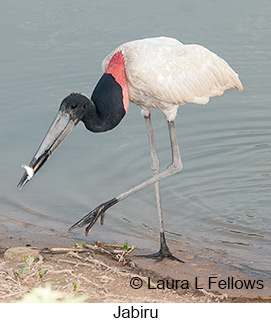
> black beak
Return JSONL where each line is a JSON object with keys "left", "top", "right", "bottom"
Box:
{"left": 18, "top": 110, "right": 79, "bottom": 189}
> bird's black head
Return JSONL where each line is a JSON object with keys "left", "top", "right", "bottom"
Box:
{"left": 59, "top": 92, "right": 90, "bottom": 121}
{"left": 17, "top": 92, "right": 91, "bottom": 189}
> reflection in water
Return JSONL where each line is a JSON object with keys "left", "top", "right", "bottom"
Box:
{"left": 0, "top": 0, "right": 270, "bottom": 276}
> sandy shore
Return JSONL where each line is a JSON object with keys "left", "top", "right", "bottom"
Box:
{"left": 0, "top": 213, "right": 270, "bottom": 303}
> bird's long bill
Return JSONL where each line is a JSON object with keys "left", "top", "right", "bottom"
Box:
{"left": 17, "top": 111, "right": 78, "bottom": 189}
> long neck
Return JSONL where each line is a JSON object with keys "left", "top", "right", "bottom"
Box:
{"left": 82, "top": 51, "right": 129, "bottom": 133}
{"left": 82, "top": 73, "right": 126, "bottom": 133}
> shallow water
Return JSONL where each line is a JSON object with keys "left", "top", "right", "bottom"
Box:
{"left": 0, "top": 0, "right": 270, "bottom": 277}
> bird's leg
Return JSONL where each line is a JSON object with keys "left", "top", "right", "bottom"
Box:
{"left": 139, "top": 115, "right": 182, "bottom": 261}
{"left": 69, "top": 120, "right": 184, "bottom": 261}
{"left": 144, "top": 115, "right": 163, "bottom": 234}
{"left": 133, "top": 115, "right": 183, "bottom": 262}
{"left": 115, "top": 120, "right": 183, "bottom": 200}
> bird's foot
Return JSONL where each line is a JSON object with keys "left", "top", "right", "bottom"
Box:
{"left": 136, "top": 242, "right": 184, "bottom": 263}
{"left": 69, "top": 198, "right": 118, "bottom": 235}
{"left": 136, "top": 249, "right": 184, "bottom": 263}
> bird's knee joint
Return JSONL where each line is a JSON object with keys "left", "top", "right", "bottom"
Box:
{"left": 175, "top": 161, "right": 183, "bottom": 173}
{"left": 168, "top": 161, "right": 183, "bottom": 174}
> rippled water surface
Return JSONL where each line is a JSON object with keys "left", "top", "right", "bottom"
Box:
{"left": 0, "top": 0, "right": 270, "bottom": 277}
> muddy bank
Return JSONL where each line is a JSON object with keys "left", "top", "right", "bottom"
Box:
{"left": 0, "top": 213, "right": 270, "bottom": 303}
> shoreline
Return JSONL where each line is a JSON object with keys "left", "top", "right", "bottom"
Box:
{"left": 0, "top": 213, "right": 270, "bottom": 303}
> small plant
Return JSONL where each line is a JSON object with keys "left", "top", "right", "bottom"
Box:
{"left": 39, "top": 269, "right": 48, "bottom": 280}
{"left": 14, "top": 254, "right": 36, "bottom": 279}
{"left": 73, "top": 282, "right": 77, "bottom": 292}
{"left": 123, "top": 241, "right": 136, "bottom": 252}
{"left": 75, "top": 241, "right": 83, "bottom": 248}
{"left": 116, "top": 241, "right": 136, "bottom": 263}
{"left": 24, "top": 254, "right": 35, "bottom": 266}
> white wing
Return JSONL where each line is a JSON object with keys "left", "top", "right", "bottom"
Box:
{"left": 102, "top": 37, "right": 243, "bottom": 108}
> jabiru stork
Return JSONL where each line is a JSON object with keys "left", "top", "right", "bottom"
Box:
{"left": 18, "top": 37, "right": 243, "bottom": 262}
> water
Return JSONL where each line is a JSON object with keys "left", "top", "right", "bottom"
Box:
{"left": 0, "top": 0, "right": 270, "bottom": 277}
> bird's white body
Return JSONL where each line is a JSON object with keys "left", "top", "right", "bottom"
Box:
{"left": 102, "top": 37, "right": 243, "bottom": 121}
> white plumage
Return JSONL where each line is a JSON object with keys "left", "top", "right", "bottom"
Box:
{"left": 102, "top": 37, "right": 243, "bottom": 121}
